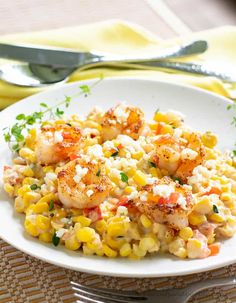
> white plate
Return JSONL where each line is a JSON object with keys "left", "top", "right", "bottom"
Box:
{"left": 0, "top": 78, "right": 235, "bottom": 277}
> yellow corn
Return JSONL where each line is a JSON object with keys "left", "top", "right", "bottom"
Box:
{"left": 133, "top": 170, "right": 147, "bottom": 187}
{"left": 132, "top": 151, "right": 144, "bottom": 160}
{"left": 34, "top": 202, "right": 49, "bottom": 214}
{"left": 36, "top": 215, "right": 51, "bottom": 231}
{"left": 14, "top": 196, "right": 25, "bottom": 213}
{"left": 25, "top": 128, "right": 37, "bottom": 149}
{"left": 37, "top": 193, "right": 57, "bottom": 204}
{"left": 140, "top": 214, "right": 152, "bottom": 228}
{"left": 24, "top": 219, "right": 39, "bottom": 237}
{"left": 72, "top": 215, "right": 91, "bottom": 227}
{"left": 120, "top": 243, "right": 132, "bottom": 257}
{"left": 153, "top": 112, "right": 168, "bottom": 123}
{"left": 201, "top": 132, "right": 218, "bottom": 148}
{"left": 188, "top": 213, "right": 207, "bottom": 225}
{"left": 43, "top": 166, "right": 54, "bottom": 173}
{"left": 133, "top": 244, "right": 146, "bottom": 257}
{"left": 95, "top": 220, "right": 107, "bottom": 234}
{"left": 124, "top": 186, "right": 134, "bottom": 194}
{"left": 39, "top": 232, "right": 52, "bottom": 243}
{"left": 76, "top": 227, "right": 95, "bottom": 242}
{"left": 175, "top": 247, "right": 187, "bottom": 259}
{"left": 194, "top": 197, "right": 212, "bottom": 214}
{"left": 4, "top": 183, "right": 14, "bottom": 196}
{"left": 23, "top": 177, "right": 39, "bottom": 186}
{"left": 106, "top": 236, "right": 125, "bottom": 249}
{"left": 139, "top": 237, "right": 156, "bottom": 252}
{"left": 19, "top": 147, "right": 37, "bottom": 163}
{"left": 103, "top": 244, "right": 117, "bottom": 258}
{"left": 22, "top": 167, "right": 34, "bottom": 177}
{"left": 160, "top": 124, "right": 174, "bottom": 135}
{"left": 83, "top": 120, "right": 102, "bottom": 131}
{"left": 127, "top": 168, "right": 136, "bottom": 177}
{"left": 65, "top": 234, "right": 81, "bottom": 250}
{"left": 17, "top": 185, "right": 31, "bottom": 197}
{"left": 208, "top": 213, "right": 225, "bottom": 223}
{"left": 179, "top": 227, "right": 193, "bottom": 241}
{"left": 188, "top": 238, "right": 202, "bottom": 249}
{"left": 221, "top": 192, "right": 232, "bottom": 202}
{"left": 23, "top": 192, "right": 41, "bottom": 208}
{"left": 107, "top": 221, "right": 129, "bottom": 237}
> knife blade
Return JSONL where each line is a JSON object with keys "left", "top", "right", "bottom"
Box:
{"left": 0, "top": 43, "right": 100, "bottom": 68}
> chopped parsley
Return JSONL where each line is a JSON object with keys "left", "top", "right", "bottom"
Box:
{"left": 30, "top": 184, "right": 40, "bottom": 190}
{"left": 213, "top": 204, "right": 219, "bottom": 213}
{"left": 149, "top": 161, "right": 156, "bottom": 168}
{"left": 111, "top": 151, "right": 119, "bottom": 157}
{"left": 233, "top": 150, "right": 236, "bottom": 157}
{"left": 120, "top": 172, "right": 128, "bottom": 183}
{"left": 96, "top": 169, "right": 101, "bottom": 177}
{"left": 173, "top": 176, "right": 183, "bottom": 185}
{"left": 52, "top": 232, "right": 60, "bottom": 246}
{"left": 49, "top": 201, "right": 54, "bottom": 211}
{"left": 79, "top": 84, "right": 91, "bottom": 96}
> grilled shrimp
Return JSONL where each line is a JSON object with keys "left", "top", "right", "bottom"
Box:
{"left": 35, "top": 124, "right": 83, "bottom": 165}
{"left": 152, "top": 133, "right": 205, "bottom": 182}
{"left": 134, "top": 177, "right": 194, "bottom": 229}
{"left": 101, "top": 103, "right": 145, "bottom": 141}
{"left": 57, "top": 157, "right": 112, "bottom": 209}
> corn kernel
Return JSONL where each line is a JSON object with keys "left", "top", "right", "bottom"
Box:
{"left": 22, "top": 167, "right": 34, "bottom": 177}
{"left": 106, "top": 236, "right": 125, "bottom": 250}
{"left": 38, "top": 193, "right": 57, "bottom": 204}
{"left": 17, "top": 185, "right": 31, "bottom": 197}
{"left": 201, "top": 132, "right": 218, "bottom": 148}
{"left": 133, "top": 244, "right": 146, "bottom": 257}
{"left": 72, "top": 215, "right": 91, "bottom": 227}
{"left": 153, "top": 112, "right": 168, "bottom": 123}
{"left": 43, "top": 166, "right": 54, "bottom": 173}
{"left": 19, "top": 148, "right": 36, "bottom": 163}
{"left": 95, "top": 220, "right": 107, "bottom": 234}
{"left": 221, "top": 192, "right": 232, "bottom": 202}
{"left": 175, "top": 247, "right": 187, "bottom": 259}
{"left": 34, "top": 202, "right": 49, "bottom": 214}
{"left": 208, "top": 213, "right": 225, "bottom": 223}
{"left": 188, "top": 213, "right": 207, "bottom": 225}
{"left": 132, "top": 151, "right": 144, "bottom": 160}
{"left": 160, "top": 124, "right": 174, "bottom": 135}
{"left": 107, "top": 221, "right": 129, "bottom": 237}
{"left": 103, "top": 244, "right": 117, "bottom": 258}
{"left": 140, "top": 214, "right": 152, "bottom": 228}
{"left": 194, "top": 197, "right": 212, "bottom": 214}
{"left": 139, "top": 237, "right": 156, "bottom": 252}
{"left": 23, "top": 177, "right": 39, "bottom": 186}
{"left": 39, "top": 232, "right": 52, "bottom": 243}
{"left": 124, "top": 186, "right": 134, "bottom": 194}
{"left": 36, "top": 215, "right": 51, "bottom": 231}
{"left": 23, "top": 192, "right": 41, "bottom": 208}
{"left": 24, "top": 219, "right": 39, "bottom": 237}
{"left": 127, "top": 168, "right": 136, "bottom": 177}
{"left": 86, "top": 241, "right": 100, "bottom": 251}
{"left": 120, "top": 243, "right": 132, "bottom": 257}
{"left": 179, "top": 227, "right": 193, "bottom": 240}
{"left": 65, "top": 234, "right": 81, "bottom": 250}
{"left": 133, "top": 170, "right": 147, "bottom": 186}
{"left": 14, "top": 196, "right": 25, "bottom": 213}
{"left": 76, "top": 227, "right": 95, "bottom": 242}
{"left": 4, "top": 183, "right": 14, "bottom": 196}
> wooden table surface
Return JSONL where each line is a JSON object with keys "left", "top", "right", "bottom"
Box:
{"left": 1, "top": 0, "right": 236, "bottom": 38}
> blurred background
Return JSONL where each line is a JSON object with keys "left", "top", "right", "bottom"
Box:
{"left": 1, "top": 0, "right": 236, "bottom": 38}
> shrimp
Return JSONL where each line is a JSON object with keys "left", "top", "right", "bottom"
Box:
{"left": 57, "top": 157, "right": 112, "bottom": 209}
{"left": 35, "top": 124, "right": 83, "bottom": 165}
{"left": 134, "top": 176, "right": 194, "bottom": 229}
{"left": 152, "top": 133, "right": 205, "bottom": 182}
{"left": 101, "top": 103, "right": 145, "bottom": 141}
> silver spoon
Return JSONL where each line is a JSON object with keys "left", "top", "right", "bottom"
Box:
{"left": 0, "top": 40, "right": 208, "bottom": 87}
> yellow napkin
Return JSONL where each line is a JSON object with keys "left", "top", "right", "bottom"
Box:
{"left": 0, "top": 19, "right": 235, "bottom": 109}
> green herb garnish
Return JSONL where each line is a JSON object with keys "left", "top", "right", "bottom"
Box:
{"left": 30, "top": 184, "right": 40, "bottom": 190}
{"left": 52, "top": 232, "right": 60, "bottom": 246}
{"left": 233, "top": 150, "right": 236, "bottom": 157}
{"left": 213, "top": 205, "right": 219, "bottom": 213}
{"left": 3, "top": 78, "right": 103, "bottom": 153}
{"left": 227, "top": 103, "right": 236, "bottom": 155}
{"left": 111, "top": 151, "right": 119, "bottom": 157}
{"left": 173, "top": 176, "right": 183, "bottom": 185}
{"left": 49, "top": 200, "right": 54, "bottom": 211}
{"left": 120, "top": 172, "right": 128, "bottom": 183}
{"left": 149, "top": 161, "right": 156, "bottom": 168}
{"left": 96, "top": 169, "right": 101, "bottom": 177}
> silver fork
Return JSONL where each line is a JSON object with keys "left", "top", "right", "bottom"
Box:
{"left": 71, "top": 276, "right": 236, "bottom": 303}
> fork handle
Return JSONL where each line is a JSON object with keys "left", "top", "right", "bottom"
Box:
{"left": 185, "top": 276, "right": 236, "bottom": 300}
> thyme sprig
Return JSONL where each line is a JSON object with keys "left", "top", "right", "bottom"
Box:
{"left": 227, "top": 103, "right": 236, "bottom": 156}
{"left": 3, "top": 78, "right": 102, "bottom": 152}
